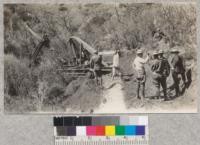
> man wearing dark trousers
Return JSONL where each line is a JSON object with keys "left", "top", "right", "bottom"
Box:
{"left": 170, "top": 48, "right": 186, "bottom": 97}
{"left": 151, "top": 50, "right": 163, "bottom": 99}
{"left": 158, "top": 50, "right": 170, "bottom": 100}
{"left": 90, "top": 51, "right": 103, "bottom": 86}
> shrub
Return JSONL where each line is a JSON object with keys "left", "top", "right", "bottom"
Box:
{"left": 44, "top": 84, "right": 65, "bottom": 105}
{"left": 4, "top": 54, "right": 33, "bottom": 97}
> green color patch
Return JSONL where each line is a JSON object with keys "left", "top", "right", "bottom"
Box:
{"left": 115, "top": 126, "right": 125, "bottom": 135}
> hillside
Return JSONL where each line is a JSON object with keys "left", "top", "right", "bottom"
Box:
{"left": 4, "top": 3, "right": 197, "bottom": 113}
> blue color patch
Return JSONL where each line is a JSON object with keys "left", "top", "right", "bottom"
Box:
{"left": 136, "top": 126, "right": 145, "bottom": 135}
{"left": 125, "top": 125, "right": 136, "bottom": 135}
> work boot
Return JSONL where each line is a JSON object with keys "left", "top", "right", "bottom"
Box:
{"left": 175, "top": 92, "right": 180, "bottom": 98}
{"left": 163, "top": 91, "right": 169, "bottom": 101}
{"left": 164, "top": 96, "right": 170, "bottom": 101}
{"left": 137, "top": 96, "right": 141, "bottom": 99}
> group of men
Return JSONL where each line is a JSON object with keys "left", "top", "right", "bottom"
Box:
{"left": 89, "top": 46, "right": 187, "bottom": 101}
{"left": 133, "top": 48, "right": 186, "bottom": 101}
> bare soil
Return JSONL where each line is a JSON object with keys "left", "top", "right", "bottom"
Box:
{"left": 95, "top": 51, "right": 197, "bottom": 113}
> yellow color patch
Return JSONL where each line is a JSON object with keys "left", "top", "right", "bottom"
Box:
{"left": 105, "top": 126, "right": 115, "bottom": 136}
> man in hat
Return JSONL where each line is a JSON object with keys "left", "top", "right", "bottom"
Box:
{"left": 158, "top": 49, "right": 170, "bottom": 100}
{"left": 151, "top": 50, "right": 168, "bottom": 100}
{"left": 112, "top": 49, "right": 122, "bottom": 80}
{"left": 133, "top": 49, "right": 149, "bottom": 101}
{"left": 170, "top": 48, "right": 186, "bottom": 97}
{"left": 90, "top": 51, "right": 103, "bottom": 86}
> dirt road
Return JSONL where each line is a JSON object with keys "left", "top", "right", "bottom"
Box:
{"left": 94, "top": 78, "right": 128, "bottom": 113}
{"left": 94, "top": 71, "right": 197, "bottom": 113}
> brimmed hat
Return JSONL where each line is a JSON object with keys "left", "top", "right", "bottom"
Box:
{"left": 136, "top": 49, "right": 143, "bottom": 54}
{"left": 94, "top": 50, "right": 98, "bottom": 54}
{"left": 170, "top": 49, "right": 179, "bottom": 53}
{"left": 156, "top": 28, "right": 160, "bottom": 31}
{"left": 153, "top": 50, "right": 159, "bottom": 56}
{"left": 158, "top": 49, "right": 164, "bottom": 54}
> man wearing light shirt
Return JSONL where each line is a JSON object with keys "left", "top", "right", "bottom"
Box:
{"left": 112, "top": 49, "right": 122, "bottom": 80}
{"left": 133, "top": 49, "right": 149, "bottom": 101}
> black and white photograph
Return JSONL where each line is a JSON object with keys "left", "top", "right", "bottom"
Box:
{"left": 4, "top": 3, "right": 197, "bottom": 113}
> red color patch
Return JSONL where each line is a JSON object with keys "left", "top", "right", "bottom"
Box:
{"left": 96, "top": 126, "right": 105, "bottom": 136}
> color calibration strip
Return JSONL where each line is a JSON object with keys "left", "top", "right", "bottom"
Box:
{"left": 54, "top": 116, "right": 148, "bottom": 145}
{"left": 55, "top": 125, "right": 145, "bottom": 136}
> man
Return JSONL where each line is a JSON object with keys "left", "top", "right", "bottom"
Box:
{"left": 153, "top": 28, "right": 163, "bottom": 41}
{"left": 90, "top": 51, "right": 103, "bottom": 86}
{"left": 158, "top": 49, "right": 170, "bottom": 100}
{"left": 170, "top": 48, "right": 186, "bottom": 97}
{"left": 112, "top": 49, "right": 122, "bottom": 80}
{"left": 151, "top": 50, "right": 167, "bottom": 100}
{"left": 133, "top": 49, "right": 149, "bottom": 101}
